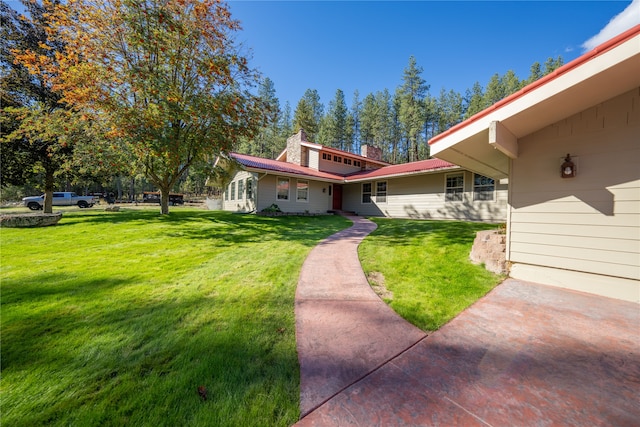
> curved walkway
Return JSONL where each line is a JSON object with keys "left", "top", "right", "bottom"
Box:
{"left": 295, "top": 216, "right": 427, "bottom": 417}
{"left": 294, "top": 216, "right": 640, "bottom": 426}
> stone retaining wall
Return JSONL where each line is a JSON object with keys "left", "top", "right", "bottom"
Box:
{"left": 0, "top": 212, "right": 63, "bottom": 228}
{"left": 470, "top": 229, "right": 507, "bottom": 275}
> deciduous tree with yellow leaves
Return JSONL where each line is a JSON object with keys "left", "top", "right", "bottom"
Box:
{"left": 30, "top": 0, "right": 263, "bottom": 213}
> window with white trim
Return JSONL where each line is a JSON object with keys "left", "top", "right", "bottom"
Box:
{"left": 230, "top": 181, "right": 236, "bottom": 201}
{"left": 362, "top": 183, "right": 372, "bottom": 204}
{"left": 376, "top": 181, "right": 387, "bottom": 203}
{"left": 225, "top": 184, "right": 229, "bottom": 200}
{"left": 237, "top": 179, "right": 244, "bottom": 200}
{"left": 445, "top": 173, "right": 464, "bottom": 202}
{"left": 473, "top": 174, "right": 495, "bottom": 201}
{"left": 246, "top": 178, "right": 253, "bottom": 199}
{"left": 277, "top": 177, "right": 289, "bottom": 201}
{"left": 296, "top": 179, "right": 309, "bottom": 202}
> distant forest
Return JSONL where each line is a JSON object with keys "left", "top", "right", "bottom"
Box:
{"left": 236, "top": 55, "right": 564, "bottom": 164}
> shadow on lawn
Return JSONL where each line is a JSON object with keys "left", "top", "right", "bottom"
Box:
{"left": 2, "top": 270, "right": 300, "bottom": 426}
{"left": 56, "top": 210, "right": 350, "bottom": 247}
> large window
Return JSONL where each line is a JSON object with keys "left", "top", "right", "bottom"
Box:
{"left": 230, "top": 182, "right": 236, "bottom": 201}
{"left": 246, "top": 178, "right": 253, "bottom": 199}
{"left": 296, "top": 179, "right": 309, "bottom": 202}
{"left": 362, "top": 183, "right": 372, "bottom": 204}
{"left": 277, "top": 177, "right": 289, "bottom": 200}
{"left": 225, "top": 185, "right": 229, "bottom": 201}
{"left": 237, "top": 179, "right": 244, "bottom": 200}
{"left": 445, "top": 173, "right": 464, "bottom": 202}
{"left": 376, "top": 181, "right": 387, "bottom": 203}
{"left": 473, "top": 174, "right": 495, "bottom": 201}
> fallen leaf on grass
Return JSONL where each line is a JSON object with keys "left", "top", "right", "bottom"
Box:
{"left": 197, "top": 385, "right": 207, "bottom": 401}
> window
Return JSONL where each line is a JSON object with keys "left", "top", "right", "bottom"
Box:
{"left": 376, "top": 181, "right": 387, "bottom": 203}
{"left": 344, "top": 158, "right": 352, "bottom": 165}
{"left": 225, "top": 185, "right": 229, "bottom": 200}
{"left": 362, "top": 183, "right": 372, "bottom": 204}
{"left": 237, "top": 179, "right": 244, "bottom": 200}
{"left": 246, "top": 178, "right": 253, "bottom": 199}
{"left": 354, "top": 160, "right": 361, "bottom": 167}
{"left": 230, "top": 181, "right": 236, "bottom": 201}
{"left": 322, "top": 153, "right": 330, "bottom": 160}
{"left": 333, "top": 155, "right": 342, "bottom": 163}
{"left": 296, "top": 179, "right": 309, "bottom": 202}
{"left": 446, "top": 173, "right": 464, "bottom": 202}
{"left": 277, "top": 177, "right": 289, "bottom": 200}
{"left": 473, "top": 174, "right": 495, "bottom": 201}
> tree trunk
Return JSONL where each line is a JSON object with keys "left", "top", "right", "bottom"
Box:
{"left": 159, "top": 186, "right": 170, "bottom": 214}
{"left": 43, "top": 167, "right": 55, "bottom": 214}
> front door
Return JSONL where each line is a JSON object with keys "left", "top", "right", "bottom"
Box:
{"left": 332, "top": 184, "right": 342, "bottom": 210}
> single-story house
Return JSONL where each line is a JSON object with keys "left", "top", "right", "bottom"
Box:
{"left": 429, "top": 25, "right": 640, "bottom": 303}
{"left": 218, "top": 129, "right": 508, "bottom": 222}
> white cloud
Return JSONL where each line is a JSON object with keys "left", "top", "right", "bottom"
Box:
{"left": 582, "top": 0, "right": 640, "bottom": 52}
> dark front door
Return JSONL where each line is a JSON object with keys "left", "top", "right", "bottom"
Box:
{"left": 332, "top": 184, "right": 343, "bottom": 210}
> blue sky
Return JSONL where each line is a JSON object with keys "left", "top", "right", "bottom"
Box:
{"left": 6, "top": 0, "right": 639, "bottom": 110}
{"left": 227, "top": 0, "right": 640, "bottom": 110}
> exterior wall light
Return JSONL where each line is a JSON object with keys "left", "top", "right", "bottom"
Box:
{"left": 561, "top": 154, "right": 576, "bottom": 178}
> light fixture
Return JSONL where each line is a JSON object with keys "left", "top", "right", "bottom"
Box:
{"left": 561, "top": 154, "right": 576, "bottom": 178}
{"left": 322, "top": 187, "right": 326, "bottom": 193}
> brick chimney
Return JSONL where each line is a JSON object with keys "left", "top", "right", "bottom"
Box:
{"left": 361, "top": 145, "right": 382, "bottom": 161}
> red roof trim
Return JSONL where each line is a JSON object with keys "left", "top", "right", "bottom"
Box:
{"left": 230, "top": 152, "right": 344, "bottom": 181}
{"left": 429, "top": 24, "right": 640, "bottom": 145}
{"left": 345, "top": 158, "right": 458, "bottom": 181}
{"left": 229, "top": 153, "right": 459, "bottom": 182}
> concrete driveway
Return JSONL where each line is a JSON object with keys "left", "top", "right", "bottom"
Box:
{"left": 295, "top": 216, "right": 640, "bottom": 426}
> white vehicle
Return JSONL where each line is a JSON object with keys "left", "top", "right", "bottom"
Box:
{"left": 22, "top": 192, "right": 97, "bottom": 210}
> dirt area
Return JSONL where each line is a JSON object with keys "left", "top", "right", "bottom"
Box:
{"left": 367, "top": 271, "right": 393, "bottom": 301}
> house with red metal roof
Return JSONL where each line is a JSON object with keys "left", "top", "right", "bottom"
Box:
{"left": 219, "top": 129, "right": 508, "bottom": 222}
{"left": 429, "top": 25, "right": 640, "bottom": 302}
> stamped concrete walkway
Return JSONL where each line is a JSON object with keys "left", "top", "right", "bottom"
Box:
{"left": 294, "top": 216, "right": 640, "bottom": 426}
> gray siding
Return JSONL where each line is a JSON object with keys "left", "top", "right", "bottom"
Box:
{"left": 509, "top": 88, "right": 640, "bottom": 288}
{"left": 342, "top": 170, "right": 508, "bottom": 222}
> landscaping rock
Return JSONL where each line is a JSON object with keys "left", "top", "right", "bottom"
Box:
{"left": 470, "top": 229, "right": 507, "bottom": 274}
{"left": 0, "top": 212, "right": 63, "bottom": 228}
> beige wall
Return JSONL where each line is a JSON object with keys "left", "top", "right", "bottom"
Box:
{"left": 253, "top": 174, "right": 333, "bottom": 214}
{"left": 342, "top": 170, "right": 508, "bottom": 222}
{"left": 508, "top": 88, "right": 640, "bottom": 302}
{"left": 318, "top": 156, "right": 362, "bottom": 175}
{"left": 222, "top": 170, "right": 257, "bottom": 213}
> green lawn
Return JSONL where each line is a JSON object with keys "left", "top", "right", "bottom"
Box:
{"left": 0, "top": 207, "right": 350, "bottom": 427}
{"left": 2, "top": 208, "right": 504, "bottom": 426}
{"left": 359, "top": 218, "right": 505, "bottom": 331}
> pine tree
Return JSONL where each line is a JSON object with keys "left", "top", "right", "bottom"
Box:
{"left": 319, "top": 89, "right": 349, "bottom": 150}
{"left": 463, "top": 81, "right": 485, "bottom": 119}
{"left": 350, "top": 90, "right": 362, "bottom": 155}
{"left": 397, "top": 56, "right": 429, "bottom": 162}
{"left": 293, "top": 97, "right": 317, "bottom": 139}
{"left": 543, "top": 56, "right": 564, "bottom": 74}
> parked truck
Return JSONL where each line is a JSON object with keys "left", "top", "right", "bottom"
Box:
{"left": 22, "top": 192, "right": 97, "bottom": 210}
